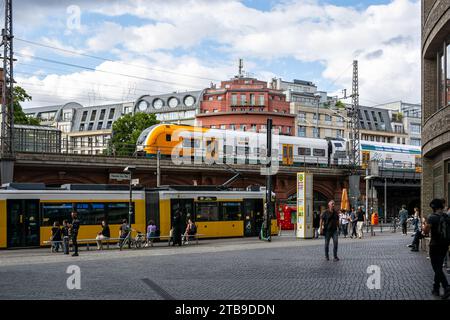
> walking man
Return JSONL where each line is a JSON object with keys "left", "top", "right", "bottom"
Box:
{"left": 399, "top": 205, "right": 409, "bottom": 235}
{"left": 422, "top": 199, "right": 450, "bottom": 299}
{"left": 350, "top": 208, "right": 357, "bottom": 239}
{"left": 320, "top": 200, "right": 340, "bottom": 261}
{"left": 69, "top": 211, "right": 80, "bottom": 257}
{"left": 356, "top": 206, "right": 365, "bottom": 239}
{"left": 313, "top": 211, "right": 320, "bottom": 239}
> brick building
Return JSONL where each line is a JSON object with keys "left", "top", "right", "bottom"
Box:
{"left": 198, "top": 76, "right": 295, "bottom": 135}
{"left": 421, "top": 0, "right": 450, "bottom": 215}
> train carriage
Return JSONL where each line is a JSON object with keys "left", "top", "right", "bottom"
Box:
{"left": 0, "top": 184, "right": 277, "bottom": 249}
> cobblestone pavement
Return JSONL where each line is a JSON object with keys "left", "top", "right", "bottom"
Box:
{"left": 0, "top": 231, "right": 446, "bottom": 300}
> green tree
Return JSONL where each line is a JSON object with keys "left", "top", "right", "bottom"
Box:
{"left": 335, "top": 100, "right": 346, "bottom": 109}
{"left": 110, "top": 112, "right": 159, "bottom": 156}
{"left": 12, "top": 86, "right": 40, "bottom": 125}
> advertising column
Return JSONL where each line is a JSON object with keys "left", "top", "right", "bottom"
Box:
{"left": 297, "top": 172, "right": 313, "bottom": 239}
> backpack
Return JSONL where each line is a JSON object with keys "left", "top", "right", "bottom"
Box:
{"left": 190, "top": 223, "right": 197, "bottom": 234}
{"left": 436, "top": 213, "right": 450, "bottom": 243}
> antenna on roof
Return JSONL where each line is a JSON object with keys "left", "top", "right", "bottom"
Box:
{"left": 238, "top": 58, "right": 243, "bottom": 78}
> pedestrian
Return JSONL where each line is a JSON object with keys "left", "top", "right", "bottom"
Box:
{"left": 421, "top": 198, "right": 450, "bottom": 299}
{"left": 96, "top": 220, "right": 110, "bottom": 250}
{"left": 50, "top": 221, "right": 62, "bottom": 253}
{"left": 146, "top": 220, "right": 157, "bottom": 247}
{"left": 119, "top": 219, "right": 130, "bottom": 249}
{"left": 172, "top": 210, "right": 183, "bottom": 246}
{"left": 350, "top": 207, "right": 357, "bottom": 239}
{"left": 340, "top": 210, "right": 349, "bottom": 238}
{"left": 399, "top": 205, "right": 409, "bottom": 235}
{"left": 412, "top": 207, "right": 421, "bottom": 234}
{"left": 61, "top": 220, "right": 70, "bottom": 254}
{"left": 370, "top": 211, "right": 379, "bottom": 236}
{"left": 408, "top": 217, "right": 426, "bottom": 252}
{"left": 68, "top": 211, "right": 80, "bottom": 257}
{"left": 320, "top": 200, "right": 340, "bottom": 261}
{"left": 183, "top": 218, "right": 196, "bottom": 244}
{"left": 356, "top": 206, "right": 365, "bottom": 239}
{"left": 313, "top": 211, "right": 320, "bottom": 238}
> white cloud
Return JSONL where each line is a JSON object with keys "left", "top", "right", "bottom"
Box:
{"left": 19, "top": 0, "right": 421, "bottom": 106}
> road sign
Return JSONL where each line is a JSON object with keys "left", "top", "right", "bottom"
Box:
{"left": 109, "top": 173, "right": 131, "bottom": 181}
{"left": 131, "top": 178, "right": 140, "bottom": 186}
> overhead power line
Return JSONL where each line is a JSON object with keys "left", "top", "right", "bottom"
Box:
{"left": 15, "top": 52, "right": 205, "bottom": 90}
{"left": 16, "top": 37, "right": 222, "bottom": 82}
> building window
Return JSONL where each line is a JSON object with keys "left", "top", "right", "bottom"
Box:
{"left": 231, "top": 94, "right": 238, "bottom": 105}
{"left": 410, "top": 138, "right": 421, "bottom": 146}
{"left": 108, "top": 109, "right": 115, "bottom": 120}
{"left": 79, "top": 123, "right": 85, "bottom": 131}
{"left": 258, "top": 95, "right": 264, "bottom": 106}
{"left": 106, "top": 121, "right": 112, "bottom": 129}
{"left": 251, "top": 124, "right": 257, "bottom": 132}
{"left": 250, "top": 94, "right": 255, "bottom": 106}
{"left": 299, "top": 112, "right": 306, "bottom": 123}
{"left": 410, "top": 123, "right": 421, "bottom": 134}
{"left": 230, "top": 124, "right": 236, "bottom": 130}
{"left": 63, "top": 111, "right": 72, "bottom": 121}
{"left": 220, "top": 125, "right": 226, "bottom": 130}
{"left": 88, "top": 123, "right": 93, "bottom": 131}
{"left": 336, "top": 130, "right": 343, "bottom": 138}
{"left": 325, "top": 115, "right": 332, "bottom": 123}
{"left": 240, "top": 125, "right": 246, "bottom": 131}
{"left": 240, "top": 94, "right": 246, "bottom": 106}
{"left": 313, "top": 127, "right": 319, "bottom": 138}
{"left": 81, "top": 111, "right": 88, "bottom": 122}
{"left": 90, "top": 110, "right": 97, "bottom": 121}
{"left": 286, "top": 127, "right": 291, "bottom": 135}
{"left": 99, "top": 109, "right": 106, "bottom": 120}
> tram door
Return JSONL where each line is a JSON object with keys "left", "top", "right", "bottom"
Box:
{"left": 170, "top": 199, "right": 194, "bottom": 230}
{"left": 7, "top": 200, "right": 40, "bottom": 248}
{"left": 243, "top": 199, "right": 264, "bottom": 237}
{"left": 282, "top": 144, "right": 293, "bottom": 165}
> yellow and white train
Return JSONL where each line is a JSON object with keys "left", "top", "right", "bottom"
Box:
{"left": 0, "top": 184, "right": 277, "bottom": 249}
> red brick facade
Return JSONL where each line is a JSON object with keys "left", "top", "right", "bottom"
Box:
{"left": 198, "top": 77, "right": 295, "bottom": 135}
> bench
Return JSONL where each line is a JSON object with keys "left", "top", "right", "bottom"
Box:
{"left": 43, "top": 234, "right": 205, "bottom": 251}
{"left": 147, "top": 234, "right": 205, "bottom": 246}
{"left": 43, "top": 238, "right": 123, "bottom": 252}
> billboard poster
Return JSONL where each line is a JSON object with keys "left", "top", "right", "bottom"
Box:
{"left": 297, "top": 172, "right": 313, "bottom": 239}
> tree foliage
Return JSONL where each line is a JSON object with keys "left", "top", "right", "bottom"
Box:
{"left": 12, "top": 86, "right": 40, "bottom": 125}
{"left": 110, "top": 112, "right": 159, "bottom": 156}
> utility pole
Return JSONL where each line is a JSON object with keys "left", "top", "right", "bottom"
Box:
{"left": 0, "top": 0, "right": 15, "bottom": 184}
{"left": 156, "top": 149, "right": 161, "bottom": 187}
{"left": 262, "top": 118, "right": 273, "bottom": 242}
{"left": 348, "top": 60, "right": 361, "bottom": 212}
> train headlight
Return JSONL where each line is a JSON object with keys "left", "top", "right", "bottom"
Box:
{"left": 136, "top": 145, "right": 144, "bottom": 151}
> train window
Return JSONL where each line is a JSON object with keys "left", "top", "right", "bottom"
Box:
{"left": 40, "top": 203, "right": 73, "bottom": 227}
{"left": 224, "top": 145, "right": 233, "bottom": 155}
{"left": 221, "top": 202, "right": 241, "bottom": 221}
{"left": 333, "top": 142, "right": 343, "bottom": 148}
{"left": 182, "top": 138, "right": 191, "bottom": 148}
{"left": 313, "top": 149, "right": 326, "bottom": 157}
{"left": 107, "top": 203, "right": 135, "bottom": 224}
{"left": 298, "top": 147, "right": 311, "bottom": 156}
{"left": 166, "top": 134, "right": 171, "bottom": 142}
{"left": 195, "top": 202, "right": 219, "bottom": 221}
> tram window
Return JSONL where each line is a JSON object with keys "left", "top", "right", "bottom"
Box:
{"left": 195, "top": 202, "right": 219, "bottom": 221}
{"left": 298, "top": 147, "right": 310, "bottom": 156}
{"left": 313, "top": 148, "right": 326, "bottom": 157}
{"left": 182, "top": 138, "right": 191, "bottom": 148}
{"left": 107, "top": 203, "right": 135, "bottom": 224}
{"left": 221, "top": 202, "right": 241, "bottom": 221}
{"left": 166, "top": 134, "right": 171, "bottom": 142}
{"left": 224, "top": 145, "right": 233, "bottom": 155}
{"left": 40, "top": 203, "right": 72, "bottom": 226}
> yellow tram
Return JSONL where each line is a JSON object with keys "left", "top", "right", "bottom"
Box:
{"left": 0, "top": 184, "right": 277, "bottom": 249}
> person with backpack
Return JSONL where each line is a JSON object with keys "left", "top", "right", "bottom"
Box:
{"left": 50, "top": 221, "right": 62, "bottom": 253}
{"left": 320, "top": 200, "right": 340, "bottom": 261}
{"left": 422, "top": 198, "right": 450, "bottom": 299}
{"left": 399, "top": 205, "right": 409, "bottom": 235}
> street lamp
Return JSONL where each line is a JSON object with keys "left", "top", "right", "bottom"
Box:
{"left": 123, "top": 166, "right": 136, "bottom": 231}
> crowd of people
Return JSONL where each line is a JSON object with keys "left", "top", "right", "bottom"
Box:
{"left": 49, "top": 209, "right": 198, "bottom": 255}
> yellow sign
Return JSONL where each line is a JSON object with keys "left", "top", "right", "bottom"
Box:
{"left": 297, "top": 173, "right": 313, "bottom": 238}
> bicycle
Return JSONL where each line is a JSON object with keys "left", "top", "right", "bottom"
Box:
{"left": 119, "top": 230, "right": 145, "bottom": 250}
{"left": 390, "top": 218, "right": 399, "bottom": 233}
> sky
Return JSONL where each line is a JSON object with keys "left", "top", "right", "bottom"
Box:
{"left": 9, "top": 0, "right": 421, "bottom": 108}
